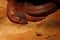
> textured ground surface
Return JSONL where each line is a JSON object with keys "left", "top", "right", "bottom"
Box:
{"left": 0, "top": 0, "right": 60, "bottom": 40}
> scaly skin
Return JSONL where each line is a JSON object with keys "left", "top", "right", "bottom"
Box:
{"left": 7, "top": 0, "right": 57, "bottom": 24}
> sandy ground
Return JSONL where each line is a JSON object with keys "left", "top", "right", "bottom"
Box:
{"left": 0, "top": 0, "right": 60, "bottom": 40}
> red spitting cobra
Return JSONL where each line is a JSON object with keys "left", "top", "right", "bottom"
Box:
{"left": 6, "top": 0, "right": 57, "bottom": 24}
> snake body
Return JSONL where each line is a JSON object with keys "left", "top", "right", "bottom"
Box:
{"left": 7, "top": 0, "right": 57, "bottom": 24}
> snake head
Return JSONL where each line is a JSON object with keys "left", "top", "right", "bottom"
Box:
{"left": 13, "top": 13, "right": 28, "bottom": 24}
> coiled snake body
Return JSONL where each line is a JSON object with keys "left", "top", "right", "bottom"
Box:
{"left": 7, "top": 0, "right": 57, "bottom": 24}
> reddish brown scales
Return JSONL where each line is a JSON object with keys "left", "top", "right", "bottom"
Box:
{"left": 6, "top": 0, "right": 57, "bottom": 24}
